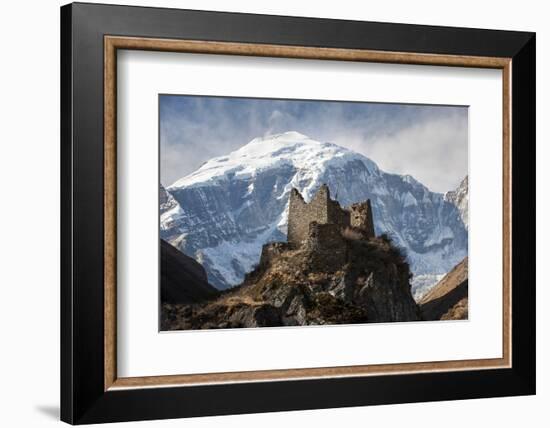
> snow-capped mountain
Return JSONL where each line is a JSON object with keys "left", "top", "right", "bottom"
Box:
{"left": 161, "top": 131, "right": 468, "bottom": 291}
{"left": 444, "top": 175, "right": 468, "bottom": 229}
{"left": 412, "top": 176, "right": 468, "bottom": 300}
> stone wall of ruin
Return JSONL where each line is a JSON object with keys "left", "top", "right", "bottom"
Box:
{"left": 328, "top": 197, "right": 351, "bottom": 227}
{"left": 305, "top": 222, "right": 347, "bottom": 272}
{"left": 349, "top": 200, "right": 375, "bottom": 238}
{"left": 288, "top": 187, "right": 327, "bottom": 245}
{"left": 287, "top": 185, "right": 351, "bottom": 245}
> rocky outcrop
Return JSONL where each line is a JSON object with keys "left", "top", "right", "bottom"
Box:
{"left": 420, "top": 257, "right": 468, "bottom": 320}
{"left": 160, "top": 239, "right": 219, "bottom": 305}
{"left": 160, "top": 184, "right": 179, "bottom": 212}
{"left": 444, "top": 176, "right": 468, "bottom": 230}
{"left": 161, "top": 233, "right": 420, "bottom": 330}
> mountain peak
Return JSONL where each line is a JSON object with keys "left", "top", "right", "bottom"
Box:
{"left": 239, "top": 130, "right": 316, "bottom": 152}
{"left": 169, "top": 131, "right": 378, "bottom": 190}
{"left": 262, "top": 130, "right": 310, "bottom": 141}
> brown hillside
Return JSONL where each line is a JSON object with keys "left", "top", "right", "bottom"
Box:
{"left": 420, "top": 257, "right": 468, "bottom": 321}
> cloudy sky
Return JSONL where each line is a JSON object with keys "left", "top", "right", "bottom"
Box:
{"left": 160, "top": 95, "right": 468, "bottom": 193}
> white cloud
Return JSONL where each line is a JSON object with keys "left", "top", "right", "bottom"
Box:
{"left": 160, "top": 97, "right": 468, "bottom": 193}
{"left": 332, "top": 113, "right": 468, "bottom": 192}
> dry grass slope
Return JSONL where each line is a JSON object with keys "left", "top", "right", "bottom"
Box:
{"left": 420, "top": 257, "right": 468, "bottom": 321}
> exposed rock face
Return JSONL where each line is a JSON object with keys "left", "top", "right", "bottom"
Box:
{"left": 420, "top": 257, "right": 468, "bottom": 321}
{"left": 160, "top": 239, "right": 219, "bottom": 305}
{"left": 161, "top": 233, "right": 420, "bottom": 330}
{"left": 445, "top": 176, "right": 468, "bottom": 230}
{"left": 160, "top": 184, "right": 178, "bottom": 211}
{"left": 160, "top": 184, "right": 184, "bottom": 232}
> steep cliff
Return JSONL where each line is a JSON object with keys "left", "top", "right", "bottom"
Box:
{"left": 444, "top": 176, "right": 468, "bottom": 230}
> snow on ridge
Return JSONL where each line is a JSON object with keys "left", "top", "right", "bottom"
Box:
{"left": 402, "top": 174, "right": 420, "bottom": 186}
{"left": 411, "top": 274, "right": 446, "bottom": 301}
{"left": 400, "top": 173, "right": 441, "bottom": 195}
{"left": 444, "top": 175, "right": 468, "bottom": 229}
{"left": 160, "top": 204, "right": 183, "bottom": 231}
{"left": 168, "top": 131, "right": 379, "bottom": 190}
{"left": 424, "top": 225, "right": 454, "bottom": 248}
{"left": 200, "top": 223, "right": 282, "bottom": 288}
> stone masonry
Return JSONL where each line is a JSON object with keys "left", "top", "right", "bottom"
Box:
{"left": 305, "top": 222, "right": 347, "bottom": 271}
{"left": 349, "top": 200, "right": 375, "bottom": 238}
{"left": 287, "top": 184, "right": 375, "bottom": 245}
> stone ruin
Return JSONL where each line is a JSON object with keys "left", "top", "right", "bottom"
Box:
{"left": 259, "top": 184, "right": 376, "bottom": 272}
{"left": 287, "top": 184, "right": 375, "bottom": 245}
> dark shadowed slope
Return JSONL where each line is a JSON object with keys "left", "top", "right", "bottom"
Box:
{"left": 420, "top": 257, "right": 468, "bottom": 321}
{"left": 160, "top": 239, "right": 219, "bottom": 304}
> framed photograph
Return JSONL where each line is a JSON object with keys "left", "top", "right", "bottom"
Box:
{"left": 61, "top": 2, "right": 535, "bottom": 424}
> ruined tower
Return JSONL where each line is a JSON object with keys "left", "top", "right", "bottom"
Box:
{"left": 349, "top": 200, "right": 375, "bottom": 238}
{"left": 287, "top": 184, "right": 375, "bottom": 246}
{"left": 288, "top": 186, "right": 321, "bottom": 246}
{"left": 287, "top": 184, "right": 349, "bottom": 245}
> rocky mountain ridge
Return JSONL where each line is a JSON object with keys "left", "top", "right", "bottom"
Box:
{"left": 444, "top": 176, "right": 468, "bottom": 230}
